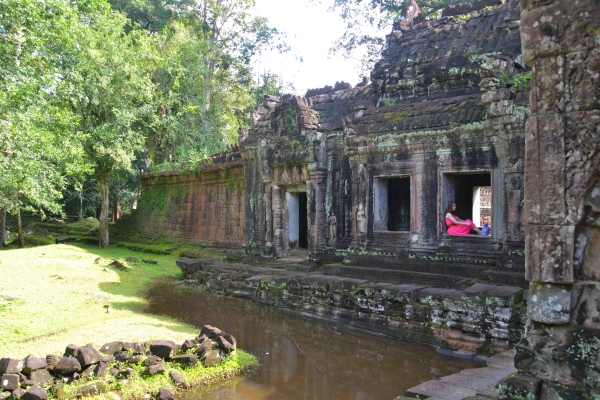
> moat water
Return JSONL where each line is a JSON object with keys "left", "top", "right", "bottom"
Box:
{"left": 146, "top": 285, "right": 478, "bottom": 400}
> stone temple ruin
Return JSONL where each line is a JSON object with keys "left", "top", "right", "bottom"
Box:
{"left": 124, "top": 0, "right": 599, "bottom": 397}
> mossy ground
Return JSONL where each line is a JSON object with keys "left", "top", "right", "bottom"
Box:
{"left": 0, "top": 241, "right": 257, "bottom": 399}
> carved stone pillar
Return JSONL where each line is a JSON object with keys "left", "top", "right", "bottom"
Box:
{"left": 271, "top": 185, "right": 285, "bottom": 258}
{"left": 308, "top": 169, "right": 327, "bottom": 256}
{"left": 264, "top": 184, "right": 273, "bottom": 253}
{"left": 499, "top": 1, "right": 600, "bottom": 398}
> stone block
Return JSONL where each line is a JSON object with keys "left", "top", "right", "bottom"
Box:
{"left": 520, "top": 2, "right": 565, "bottom": 64}
{"left": 157, "top": 387, "right": 176, "bottom": 400}
{"left": 76, "top": 344, "right": 103, "bottom": 368}
{"left": 528, "top": 282, "right": 571, "bottom": 324}
{"left": 523, "top": 172, "right": 541, "bottom": 224}
{"left": 21, "top": 356, "right": 46, "bottom": 375}
{"left": 572, "top": 283, "right": 600, "bottom": 329}
{"left": 0, "top": 359, "right": 23, "bottom": 375}
{"left": 464, "top": 283, "right": 498, "bottom": 298}
{"left": 202, "top": 350, "right": 223, "bottom": 367}
{"left": 169, "top": 370, "right": 187, "bottom": 388}
{"left": 181, "top": 339, "right": 198, "bottom": 353}
{"left": 405, "top": 379, "right": 477, "bottom": 400}
{"left": 1, "top": 374, "right": 19, "bottom": 391}
{"left": 215, "top": 335, "right": 236, "bottom": 354}
{"left": 200, "top": 325, "right": 223, "bottom": 341}
{"left": 532, "top": 56, "right": 566, "bottom": 114}
{"left": 54, "top": 357, "right": 81, "bottom": 375}
{"left": 566, "top": 49, "right": 600, "bottom": 113}
{"left": 147, "top": 363, "right": 166, "bottom": 376}
{"left": 171, "top": 354, "right": 197, "bottom": 368}
{"left": 11, "top": 388, "right": 25, "bottom": 398}
{"left": 28, "top": 369, "right": 52, "bottom": 386}
{"left": 20, "top": 386, "right": 47, "bottom": 400}
{"left": 94, "top": 362, "right": 108, "bottom": 377}
{"left": 537, "top": 113, "right": 565, "bottom": 173}
{"left": 63, "top": 345, "right": 79, "bottom": 358}
{"left": 575, "top": 227, "right": 600, "bottom": 282}
{"left": 563, "top": 1, "right": 600, "bottom": 53}
{"left": 525, "top": 225, "right": 575, "bottom": 283}
{"left": 497, "top": 375, "right": 542, "bottom": 400}
{"left": 195, "top": 340, "right": 217, "bottom": 358}
{"left": 539, "top": 172, "right": 566, "bottom": 224}
{"left": 150, "top": 341, "right": 178, "bottom": 360}
{"left": 486, "top": 286, "right": 524, "bottom": 307}
{"left": 524, "top": 115, "right": 539, "bottom": 171}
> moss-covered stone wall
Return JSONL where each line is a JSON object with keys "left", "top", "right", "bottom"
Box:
{"left": 135, "top": 163, "right": 245, "bottom": 248}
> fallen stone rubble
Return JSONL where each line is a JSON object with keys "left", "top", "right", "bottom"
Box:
{"left": 0, "top": 325, "right": 236, "bottom": 399}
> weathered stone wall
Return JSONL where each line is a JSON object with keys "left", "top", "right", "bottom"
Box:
{"left": 178, "top": 257, "right": 527, "bottom": 355}
{"left": 241, "top": 2, "right": 529, "bottom": 275}
{"left": 499, "top": 0, "right": 600, "bottom": 398}
{"left": 134, "top": 162, "right": 245, "bottom": 248}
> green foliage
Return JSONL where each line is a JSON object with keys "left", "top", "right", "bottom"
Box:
{"left": 285, "top": 108, "right": 297, "bottom": 134}
{"left": 0, "top": 0, "right": 287, "bottom": 240}
{"left": 0, "top": 0, "right": 90, "bottom": 215}
{"left": 251, "top": 72, "right": 290, "bottom": 108}
{"left": 290, "top": 139, "right": 302, "bottom": 154}
{"left": 381, "top": 97, "right": 396, "bottom": 106}
{"left": 511, "top": 72, "right": 532, "bottom": 91}
{"left": 451, "top": 12, "right": 472, "bottom": 22}
{"left": 499, "top": 71, "right": 532, "bottom": 91}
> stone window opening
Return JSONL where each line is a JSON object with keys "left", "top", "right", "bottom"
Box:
{"left": 443, "top": 172, "right": 492, "bottom": 234}
{"left": 374, "top": 176, "right": 411, "bottom": 232}
{"left": 286, "top": 191, "right": 308, "bottom": 249}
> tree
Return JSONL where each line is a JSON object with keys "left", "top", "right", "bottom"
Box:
{"left": 59, "top": 3, "right": 158, "bottom": 247}
{"left": 124, "top": 1, "right": 288, "bottom": 166}
{"left": 319, "top": 0, "right": 478, "bottom": 73}
{"left": 0, "top": 0, "right": 89, "bottom": 247}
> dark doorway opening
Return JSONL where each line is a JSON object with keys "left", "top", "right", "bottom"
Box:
{"left": 444, "top": 173, "right": 491, "bottom": 228}
{"left": 298, "top": 192, "right": 308, "bottom": 248}
{"left": 388, "top": 177, "right": 411, "bottom": 231}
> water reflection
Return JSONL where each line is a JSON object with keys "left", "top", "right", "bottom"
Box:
{"left": 145, "top": 285, "right": 477, "bottom": 400}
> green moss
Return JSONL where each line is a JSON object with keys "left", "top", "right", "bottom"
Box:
{"left": 285, "top": 108, "right": 297, "bottom": 134}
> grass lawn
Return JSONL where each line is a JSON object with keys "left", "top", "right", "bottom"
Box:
{"left": 0, "top": 242, "right": 257, "bottom": 398}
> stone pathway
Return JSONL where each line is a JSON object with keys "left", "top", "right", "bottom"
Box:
{"left": 397, "top": 351, "right": 515, "bottom": 400}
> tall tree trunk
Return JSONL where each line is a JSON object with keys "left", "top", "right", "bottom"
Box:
{"left": 79, "top": 189, "right": 83, "bottom": 221}
{"left": 0, "top": 207, "right": 6, "bottom": 248}
{"left": 111, "top": 185, "right": 121, "bottom": 222}
{"left": 17, "top": 209, "right": 24, "bottom": 248}
{"left": 97, "top": 173, "right": 110, "bottom": 248}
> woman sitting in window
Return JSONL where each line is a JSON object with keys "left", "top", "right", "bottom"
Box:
{"left": 445, "top": 201, "right": 481, "bottom": 235}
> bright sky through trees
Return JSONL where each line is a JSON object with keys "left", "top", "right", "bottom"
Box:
{"left": 252, "top": 0, "right": 386, "bottom": 94}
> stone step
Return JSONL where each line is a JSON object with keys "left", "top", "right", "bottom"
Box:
{"left": 343, "top": 256, "right": 492, "bottom": 279}
{"left": 480, "top": 270, "right": 527, "bottom": 287}
{"left": 322, "top": 264, "right": 474, "bottom": 289}
{"left": 282, "top": 263, "right": 319, "bottom": 272}
{"left": 405, "top": 380, "right": 478, "bottom": 400}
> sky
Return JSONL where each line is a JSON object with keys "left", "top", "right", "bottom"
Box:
{"left": 251, "top": 0, "right": 384, "bottom": 95}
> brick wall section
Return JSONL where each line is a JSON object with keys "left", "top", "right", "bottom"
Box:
{"left": 137, "top": 162, "right": 245, "bottom": 248}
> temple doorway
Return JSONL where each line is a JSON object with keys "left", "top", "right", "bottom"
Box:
{"left": 287, "top": 191, "right": 308, "bottom": 249}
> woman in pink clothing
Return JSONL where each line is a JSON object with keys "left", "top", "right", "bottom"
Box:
{"left": 445, "top": 201, "right": 481, "bottom": 235}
